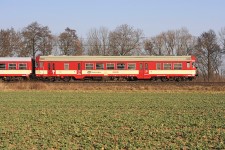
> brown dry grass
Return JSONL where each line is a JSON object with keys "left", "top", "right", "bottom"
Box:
{"left": 1, "top": 82, "right": 225, "bottom": 93}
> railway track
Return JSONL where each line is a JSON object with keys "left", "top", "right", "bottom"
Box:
{"left": 1, "top": 79, "right": 225, "bottom": 86}
{"left": 24, "top": 80, "right": 225, "bottom": 86}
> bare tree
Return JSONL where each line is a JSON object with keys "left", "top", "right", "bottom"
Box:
{"left": 151, "top": 34, "right": 165, "bottom": 55}
{"left": 0, "top": 29, "right": 14, "bottom": 56}
{"left": 219, "top": 27, "right": 225, "bottom": 53}
{"left": 50, "top": 35, "right": 61, "bottom": 56}
{"left": 58, "top": 27, "right": 82, "bottom": 55}
{"left": 218, "top": 27, "right": 225, "bottom": 77}
{"left": 21, "top": 22, "right": 53, "bottom": 57}
{"left": 175, "top": 28, "right": 193, "bottom": 55}
{"left": 195, "top": 30, "right": 221, "bottom": 81}
{"left": 86, "top": 28, "right": 100, "bottom": 55}
{"left": 148, "top": 28, "right": 195, "bottom": 56}
{"left": 147, "top": 31, "right": 176, "bottom": 56}
{"left": 165, "top": 30, "right": 176, "bottom": 55}
{"left": 144, "top": 39, "right": 155, "bottom": 55}
{"left": 108, "top": 24, "right": 143, "bottom": 56}
{"left": 38, "top": 29, "right": 53, "bottom": 56}
{"left": 78, "top": 37, "right": 84, "bottom": 55}
{"left": 0, "top": 28, "right": 24, "bottom": 57}
{"left": 86, "top": 27, "right": 109, "bottom": 55}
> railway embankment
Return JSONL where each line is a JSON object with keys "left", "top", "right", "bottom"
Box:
{"left": 1, "top": 82, "right": 225, "bottom": 92}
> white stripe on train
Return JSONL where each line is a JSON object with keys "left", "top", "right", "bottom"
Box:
{"left": 35, "top": 70, "right": 196, "bottom": 75}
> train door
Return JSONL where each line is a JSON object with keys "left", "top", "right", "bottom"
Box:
{"left": 139, "top": 62, "right": 144, "bottom": 79}
{"left": 139, "top": 62, "right": 149, "bottom": 79}
{"left": 144, "top": 63, "right": 149, "bottom": 79}
{"left": 77, "top": 62, "right": 82, "bottom": 75}
{"left": 47, "top": 62, "right": 55, "bottom": 76}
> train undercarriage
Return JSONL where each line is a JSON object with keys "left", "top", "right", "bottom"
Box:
{"left": 0, "top": 76, "right": 29, "bottom": 82}
{"left": 34, "top": 75, "right": 194, "bottom": 82}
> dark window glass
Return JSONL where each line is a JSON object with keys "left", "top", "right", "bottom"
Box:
{"left": 107, "top": 63, "right": 114, "bottom": 69}
{"left": 53, "top": 64, "right": 55, "bottom": 70}
{"left": 117, "top": 63, "right": 125, "bottom": 70}
{"left": 145, "top": 63, "right": 148, "bottom": 70}
{"left": 174, "top": 63, "right": 182, "bottom": 70}
{"left": 163, "top": 63, "right": 171, "bottom": 70}
{"left": 9, "top": 64, "right": 16, "bottom": 70}
{"left": 0, "top": 64, "right": 6, "bottom": 70}
{"left": 128, "top": 64, "right": 136, "bottom": 70}
{"left": 156, "top": 63, "right": 161, "bottom": 70}
{"left": 140, "top": 64, "right": 143, "bottom": 70}
{"left": 96, "top": 63, "right": 104, "bottom": 70}
{"left": 64, "top": 63, "right": 69, "bottom": 70}
{"left": 85, "top": 63, "right": 93, "bottom": 70}
{"left": 78, "top": 63, "right": 81, "bottom": 70}
{"left": 19, "top": 64, "right": 27, "bottom": 70}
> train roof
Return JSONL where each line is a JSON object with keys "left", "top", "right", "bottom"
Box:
{"left": 39, "top": 55, "right": 195, "bottom": 61}
{"left": 0, "top": 57, "right": 31, "bottom": 62}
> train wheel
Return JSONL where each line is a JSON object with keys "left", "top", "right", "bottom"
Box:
{"left": 4, "top": 77, "right": 11, "bottom": 82}
{"left": 63, "top": 77, "right": 71, "bottom": 82}
{"left": 176, "top": 77, "right": 181, "bottom": 82}
{"left": 188, "top": 77, "right": 193, "bottom": 81}
{"left": 161, "top": 77, "right": 168, "bottom": 82}
{"left": 49, "top": 77, "right": 55, "bottom": 82}
{"left": 109, "top": 77, "right": 115, "bottom": 80}
{"left": 43, "top": 77, "right": 50, "bottom": 82}
{"left": 17, "top": 77, "right": 24, "bottom": 81}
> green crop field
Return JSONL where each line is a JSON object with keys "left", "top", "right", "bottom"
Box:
{"left": 0, "top": 91, "right": 224, "bottom": 149}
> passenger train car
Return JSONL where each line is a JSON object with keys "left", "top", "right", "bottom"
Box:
{"left": 35, "top": 55, "right": 197, "bottom": 82}
{"left": 0, "top": 57, "right": 32, "bottom": 81}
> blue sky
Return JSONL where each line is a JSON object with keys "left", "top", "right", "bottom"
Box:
{"left": 1, "top": 0, "right": 225, "bottom": 37}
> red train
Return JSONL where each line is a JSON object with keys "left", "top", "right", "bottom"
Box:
{"left": 0, "top": 57, "right": 33, "bottom": 81}
{"left": 0, "top": 55, "right": 197, "bottom": 82}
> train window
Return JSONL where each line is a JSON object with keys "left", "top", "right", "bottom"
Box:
{"left": 78, "top": 63, "right": 81, "bottom": 70}
{"left": 35, "top": 62, "right": 38, "bottom": 68}
{"left": 174, "top": 63, "right": 182, "bottom": 70}
{"left": 9, "top": 64, "right": 16, "bottom": 70}
{"left": 187, "top": 62, "right": 190, "bottom": 68}
{"left": 156, "top": 63, "right": 161, "bottom": 70}
{"left": 140, "top": 64, "right": 143, "bottom": 70}
{"left": 48, "top": 63, "right": 51, "bottom": 70}
{"left": 145, "top": 63, "right": 148, "bottom": 70}
{"left": 85, "top": 63, "right": 93, "bottom": 70}
{"left": 19, "top": 64, "right": 27, "bottom": 70}
{"left": 117, "top": 63, "right": 125, "bottom": 70}
{"left": 107, "top": 63, "right": 114, "bottom": 70}
{"left": 40, "top": 62, "right": 43, "bottom": 68}
{"left": 163, "top": 63, "right": 171, "bottom": 70}
{"left": 0, "top": 63, "right": 6, "bottom": 70}
{"left": 128, "top": 64, "right": 136, "bottom": 70}
{"left": 96, "top": 63, "right": 104, "bottom": 70}
{"left": 64, "top": 63, "right": 69, "bottom": 70}
{"left": 52, "top": 64, "right": 55, "bottom": 70}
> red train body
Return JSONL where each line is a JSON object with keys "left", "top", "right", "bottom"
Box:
{"left": 35, "top": 55, "right": 197, "bottom": 82}
{"left": 0, "top": 57, "right": 32, "bottom": 81}
{"left": 0, "top": 55, "right": 197, "bottom": 82}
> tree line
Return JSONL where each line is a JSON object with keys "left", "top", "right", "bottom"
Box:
{"left": 0, "top": 22, "right": 225, "bottom": 81}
